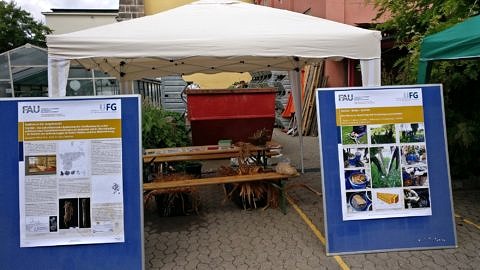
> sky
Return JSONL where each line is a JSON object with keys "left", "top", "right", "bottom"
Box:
{"left": 12, "top": 0, "right": 119, "bottom": 22}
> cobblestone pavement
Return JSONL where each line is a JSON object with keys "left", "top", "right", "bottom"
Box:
{"left": 144, "top": 129, "right": 480, "bottom": 269}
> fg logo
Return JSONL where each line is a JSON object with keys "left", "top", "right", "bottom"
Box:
{"left": 408, "top": 92, "right": 419, "bottom": 99}
{"left": 100, "top": 103, "right": 117, "bottom": 111}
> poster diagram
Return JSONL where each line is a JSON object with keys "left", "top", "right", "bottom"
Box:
{"left": 336, "top": 89, "right": 432, "bottom": 220}
{"left": 18, "top": 99, "right": 125, "bottom": 247}
{"left": 57, "top": 141, "right": 90, "bottom": 178}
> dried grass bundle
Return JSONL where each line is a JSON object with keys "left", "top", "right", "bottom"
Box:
{"left": 217, "top": 142, "right": 279, "bottom": 210}
{"left": 144, "top": 173, "right": 200, "bottom": 216}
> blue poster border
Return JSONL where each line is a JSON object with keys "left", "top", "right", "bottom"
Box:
{"left": 316, "top": 84, "right": 457, "bottom": 255}
{"left": 0, "top": 95, "right": 144, "bottom": 269}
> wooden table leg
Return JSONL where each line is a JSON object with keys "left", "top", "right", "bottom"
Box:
{"left": 279, "top": 179, "right": 287, "bottom": 214}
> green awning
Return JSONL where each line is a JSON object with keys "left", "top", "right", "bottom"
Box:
{"left": 417, "top": 15, "right": 480, "bottom": 83}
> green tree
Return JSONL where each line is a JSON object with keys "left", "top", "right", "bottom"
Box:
{"left": 371, "top": 0, "right": 480, "bottom": 82}
{"left": 0, "top": 1, "right": 51, "bottom": 52}
{"left": 370, "top": 0, "right": 480, "bottom": 178}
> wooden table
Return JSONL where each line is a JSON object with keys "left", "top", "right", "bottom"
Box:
{"left": 142, "top": 142, "right": 294, "bottom": 213}
{"left": 143, "top": 141, "right": 282, "bottom": 165}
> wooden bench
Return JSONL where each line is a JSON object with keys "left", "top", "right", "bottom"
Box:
{"left": 143, "top": 172, "right": 296, "bottom": 214}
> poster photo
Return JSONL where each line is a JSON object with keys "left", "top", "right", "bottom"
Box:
{"left": 18, "top": 99, "right": 125, "bottom": 247}
{"left": 335, "top": 89, "right": 432, "bottom": 220}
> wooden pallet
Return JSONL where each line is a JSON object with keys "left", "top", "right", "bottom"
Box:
{"left": 300, "top": 62, "right": 327, "bottom": 136}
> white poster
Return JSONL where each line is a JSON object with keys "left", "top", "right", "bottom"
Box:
{"left": 335, "top": 89, "right": 432, "bottom": 220}
{"left": 18, "top": 99, "right": 124, "bottom": 247}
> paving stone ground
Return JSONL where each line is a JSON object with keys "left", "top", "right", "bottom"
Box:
{"left": 144, "top": 129, "right": 480, "bottom": 269}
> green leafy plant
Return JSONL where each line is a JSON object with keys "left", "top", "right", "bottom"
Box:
{"left": 142, "top": 101, "right": 190, "bottom": 149}
{"left": 141, "top": 103, "right": 196, "bottom": 215}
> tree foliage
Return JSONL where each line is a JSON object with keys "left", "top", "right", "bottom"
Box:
{"left": 371, "top": 0, "right": 480, "bottom": 82}
{"left": 370, "top": 0, "right": 480, "bottom": 178}
{"left": 0, "top": 1, "right": 51, "bottom": 52}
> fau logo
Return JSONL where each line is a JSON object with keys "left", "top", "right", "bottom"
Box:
{"left": 22, "top": 105, "right": 40, "bottom": 113}
{"left": 338, "top": 94, "right": 354, "bottom": 101}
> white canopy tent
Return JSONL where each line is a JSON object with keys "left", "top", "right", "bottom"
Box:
{"left": 47, "top": 0, "right": 382, "bottom": 172}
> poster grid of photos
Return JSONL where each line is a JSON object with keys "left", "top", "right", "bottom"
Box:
{"left": 341, "top": 123, "right": 431, "bottom": 219}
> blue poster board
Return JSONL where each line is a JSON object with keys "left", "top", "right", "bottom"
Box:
{"left": 316, "top": 85, "right": 457, "bottom": 255}
{"left": 0, "top": 96, "right": 143, "bottom": 269}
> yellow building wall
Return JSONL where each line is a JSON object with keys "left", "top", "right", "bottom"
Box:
{"left": 144, "top": 0, "right": 193, "bottom": 14}
{"left": 144, "top": 0, "right": 253, "bottom": 89}
{"left": 145, "top": 0, "right": 254, "bottom": 15}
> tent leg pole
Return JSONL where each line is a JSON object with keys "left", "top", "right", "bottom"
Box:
{"left": 120, "top": 79, "right": 133, "bottom": 94}
{"left": 289, "top": 67, "right": 304, "bottom": 173}
{"left": 298, "top": 126, "right": 304, "bottom": 173}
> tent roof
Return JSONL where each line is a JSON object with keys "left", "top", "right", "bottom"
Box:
{"left": 47, "top": 0, "right": 381, "bottom": 80}
{"left": 419, "top": 15, "right": 480, "bottom": 62}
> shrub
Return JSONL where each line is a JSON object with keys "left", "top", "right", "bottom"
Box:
{"left": 142, "top": 102, "right": 190, "bottom": 149}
